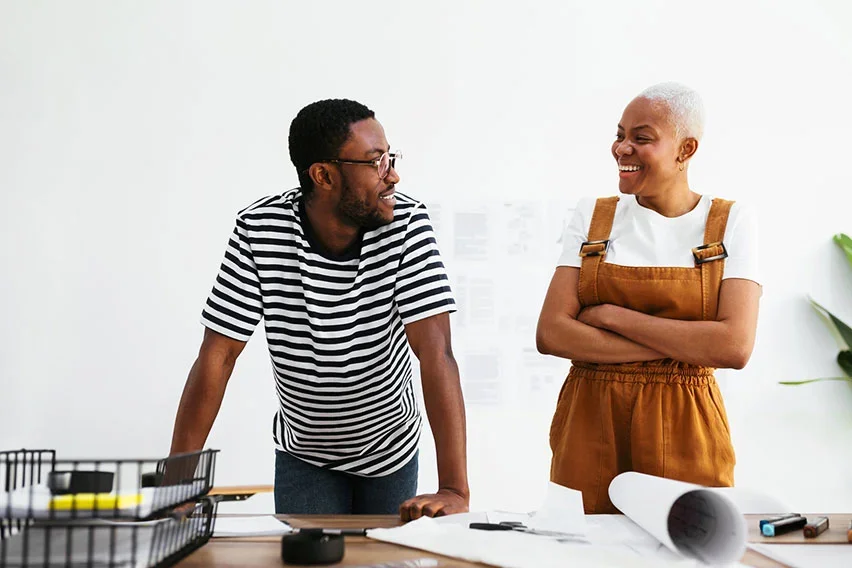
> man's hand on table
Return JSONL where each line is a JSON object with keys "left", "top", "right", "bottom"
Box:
{"left": 399, "top": 488, "right": 469, "bottom": 521}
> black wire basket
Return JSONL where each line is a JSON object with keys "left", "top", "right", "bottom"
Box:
{"left": 0, "top": 448, "right": 220, "bottom": 568}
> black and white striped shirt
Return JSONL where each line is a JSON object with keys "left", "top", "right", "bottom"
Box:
{"left": 200, "top": 188, "right": 456, "bottom": 476}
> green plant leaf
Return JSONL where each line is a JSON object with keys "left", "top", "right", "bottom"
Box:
{"left": 791, "top": 235, "right": 852, "bottom": 389}
{"left": 838, "top": 350, "right": 852, "bottom": 377}
{"left": 779, "top": 377, "right": 852, "bottom": 385}
{"left": 781, "top": 353, "right": 852, "bottom": 384}
{"left": 834, "top": 233, "right": 852, "bottom": 268}
{"left": 828, "top": 312, "right": 852, "bottom": 353}
{"left": 808, "top": 296, "right": 852, "bottom": 351}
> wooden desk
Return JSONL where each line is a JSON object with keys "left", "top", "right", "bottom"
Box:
{"left": 210, "top": 485, "right": 274, "bottom": 497}
{"left": 177, "top": 514, "right": 847, "bottom": 567}
{"left": 180, "top": 515, "right": 469, "bottom": 567}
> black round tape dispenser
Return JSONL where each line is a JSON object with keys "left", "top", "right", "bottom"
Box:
{"left": 280, "top": 529, "right": 344, "bottom": 565}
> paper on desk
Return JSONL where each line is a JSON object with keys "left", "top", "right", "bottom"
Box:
{"left": 212, "top": 515, "right": 292, "bottom": 537}
{"left": 430, "top": 510, "right": 487, "bottom": 528}
{"left": 347, "top": 561, "right": 438, "bottom": 568}
{"left": 527, "top": 481, "right": 587, "bottom": 536}
{"left": 748, "top": 543, "right": 852, "bottom": 568}
{"left": 584, "top": 515, "right": 754, "bottom": 566}
{"left": 368, "top": 516, "right": 692, "bottom": 568}
{"left": 585, "top": 514, "right": 666, "bottom": 547}
{"left": 432, "top": 484, "right": 585, "bottom": 537}
{"left": 431, "top": 510, "right": 529, "bottom": 528}
{"left": 609, "top": 472, "right": 748, "bottom": 566}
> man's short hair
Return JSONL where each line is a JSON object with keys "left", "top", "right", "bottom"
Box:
{"left": 288, "top": 99, "right": 375, "bottom": 195}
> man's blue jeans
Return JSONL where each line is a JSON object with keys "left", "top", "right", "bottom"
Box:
{"left": 274, "top": 450, "right": 419, "bottom": 514}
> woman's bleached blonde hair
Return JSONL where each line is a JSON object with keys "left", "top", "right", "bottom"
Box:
{"left": 636, "top": 82, "right": 706, "bottom": 141}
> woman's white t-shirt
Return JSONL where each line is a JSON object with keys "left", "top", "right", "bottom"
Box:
{"left": 557, "top": 194, "right": 761, "bottom": 285}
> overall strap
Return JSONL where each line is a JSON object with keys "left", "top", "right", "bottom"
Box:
{"left": 693, "top": 198, "right": 734, "bottom": 320}
{"left": 578, "top": 197, "right": 619, "bottom": 307}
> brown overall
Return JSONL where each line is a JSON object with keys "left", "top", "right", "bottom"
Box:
{"left": 549, "top": 196, "right": 736, "bottom": 514}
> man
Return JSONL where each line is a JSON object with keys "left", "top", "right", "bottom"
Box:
{"left": 169, "top": 98, "right": 469, "bottom": 520}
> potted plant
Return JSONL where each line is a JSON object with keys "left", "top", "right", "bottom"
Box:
{"left": 781, "top": 233, "right": 852, "bottom": 385}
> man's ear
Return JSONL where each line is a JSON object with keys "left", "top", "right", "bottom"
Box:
{"left": 679, "top": 138, "right": 699, "bottom": 162}
{"left": 308, "top": 162, "right": 335, "bottom": 192}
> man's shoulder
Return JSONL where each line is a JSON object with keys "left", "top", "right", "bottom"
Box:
{"left": 392, "top": 191, "right": 426, "bottom": 213}
{"left": 362, "top": 192, "right": 431, "bottom": 244}
{"left": 236, "top": 189, "right": 301, "bottom": 221}
{"left": 367, "top": 191, "right": 426, "bottom": 232}
{"left": 393, "top": 191, "right": 437, "bottom": 226}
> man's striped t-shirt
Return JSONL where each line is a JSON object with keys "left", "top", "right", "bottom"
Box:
{"left": 200, "top": 188, "right": 456, "bottom": 477}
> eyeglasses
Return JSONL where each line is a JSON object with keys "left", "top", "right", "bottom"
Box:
{"left": 322, "top": 151, "right": 402, "bottom": 180}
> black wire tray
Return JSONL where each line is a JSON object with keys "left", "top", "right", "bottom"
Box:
{"left": 0, "top": 448, "right": 220, "bottom": 568}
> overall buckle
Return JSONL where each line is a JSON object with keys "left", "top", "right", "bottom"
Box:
{"left": 579, "top": 239, "right": 609, "bottom": 258}
{"left": 692, "top": 241, "right": 728, "bottom": 265}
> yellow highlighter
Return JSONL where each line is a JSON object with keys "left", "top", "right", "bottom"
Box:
{"left": 49, "top": 493, "right": 143, "bottom": 511}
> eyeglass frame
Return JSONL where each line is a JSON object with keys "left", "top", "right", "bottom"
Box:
{"left": 320, "top": 151, "right": 402, "bottom": 180}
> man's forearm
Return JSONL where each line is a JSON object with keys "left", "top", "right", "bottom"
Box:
{"left": 420, "top": 355, "right": 469, "bottom": 498}
{"left": 169, "top": 356, "right": 233, "bottom": 455}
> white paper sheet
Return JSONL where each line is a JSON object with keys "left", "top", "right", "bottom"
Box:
{"left": 212, "top": 515, "right": 292, "bottom": 537}
{"left": 526, "top": 482, "right": 587, "bottom": 536}
{"left": 748, "top": 543, "right": 852, "bottom": 568}
{"left": 432, "top": 507, "right": 584, "bottom": 540}
{"left": 369, "top": 473, "right": 764, "bottom": 567}
{"left": 609, "top": 472, "right": 748, "bottom": 565}
{"left": 585, "top": 516, "right": 752, "bottom": 566}
{"left": 585, "top": 514, "right": 666, "bottom": 548}
{"left": 368, "top": 516, "right": 692, "bottom": 568}
{"left": 431, "top": 485, "right": 586, "bottom": 538}
{"left": 430, "top": 511, "right": 488, "bottom": 526}
{"left": 347, "top": 561, "right": 438, "bottom": 568}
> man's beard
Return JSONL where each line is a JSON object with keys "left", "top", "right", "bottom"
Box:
{"left": 338, "top": 178, "right": 391, "bottom": 230}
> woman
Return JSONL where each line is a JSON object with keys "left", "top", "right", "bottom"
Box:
{"left": 536, "top": 82, "right": 761, "bottom": 514}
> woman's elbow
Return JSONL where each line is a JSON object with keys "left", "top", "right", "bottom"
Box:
{"left": 730, "top": 350, "right": 752, "bottom": 370}
{"left": 536, "top": 330, "right": 551, "bottom": 355}
{"left": 536, "top": 322, "right": 555, "bottom": 355}
{"left": 718, "top": 343, "right": 753, "bottom": 370}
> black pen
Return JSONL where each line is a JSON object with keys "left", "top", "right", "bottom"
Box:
{"left": 296, "top": 527, "right": 369, "bottom": 536}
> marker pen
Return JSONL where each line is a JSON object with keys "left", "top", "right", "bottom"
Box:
{"left": 762, "top": 515, "right": 807, "bottom": 537}
{"left": 758, "top": 513, "right": 800, "bottom": 530}
{"left": 803, "top": 516, "right": 829, "bottom": 538}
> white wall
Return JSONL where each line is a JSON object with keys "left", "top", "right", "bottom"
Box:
{"left": 2, "top": 0, "right": 851, "bottom": 515}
